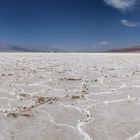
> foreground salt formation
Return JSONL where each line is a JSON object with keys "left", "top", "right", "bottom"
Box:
{"left": 0, "top": 53, "right": 140, "bottom": 140}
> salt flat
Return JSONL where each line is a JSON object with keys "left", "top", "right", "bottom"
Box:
{"left": 0, "top": 53, "right": 140, "bottom": 140}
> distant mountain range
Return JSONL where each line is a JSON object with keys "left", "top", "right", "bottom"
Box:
{"left": 108, "top": 46, "right": 140, "bottom": 53}
{"left": 0, "top": 42, "right": 64, "bottom": 52}
{"left": 0, "top": 42, "right": 140, "bottom": 52}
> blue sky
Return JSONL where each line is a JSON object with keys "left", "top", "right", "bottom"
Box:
{"left": 0, "top": 0, "right": 140, "bottom": 51}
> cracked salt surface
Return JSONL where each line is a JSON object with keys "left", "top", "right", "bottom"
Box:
{"left": 0, "top": 53, "right": 140, "bottom": 140}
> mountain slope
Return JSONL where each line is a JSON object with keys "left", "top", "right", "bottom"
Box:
{"left": 0, "top": 43, "right": 64, "bottom": 52}
{"left": 109, "top": 46, "right": 140, "bottom": 53}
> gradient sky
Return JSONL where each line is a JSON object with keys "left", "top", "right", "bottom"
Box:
{"left": 0, "top": 0, "right": 140, "bottom": 51}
